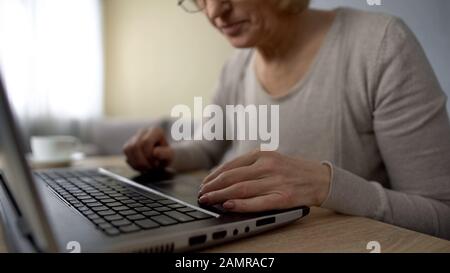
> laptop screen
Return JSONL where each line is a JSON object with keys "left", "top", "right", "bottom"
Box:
{"left": 0, "top": 72, "right": 58, "bottom": 252}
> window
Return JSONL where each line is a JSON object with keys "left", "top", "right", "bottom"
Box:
{"left": 0, "top": 0, "right": 104, "bottom": 137}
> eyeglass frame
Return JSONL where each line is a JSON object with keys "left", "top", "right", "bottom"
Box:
{"left": 178, "top": 0, "right": 232, "bottom": 14}
{"left": 177, "top": 0, "right": 206, "bottom": 13}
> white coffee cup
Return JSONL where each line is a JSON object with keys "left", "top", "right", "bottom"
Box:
{"left": 31, "top": 136, "right": 80, "bottom": 162}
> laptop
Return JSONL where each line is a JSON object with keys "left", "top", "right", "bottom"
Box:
{"left": 0, "top": 73, "right": 309, "bottom": 253}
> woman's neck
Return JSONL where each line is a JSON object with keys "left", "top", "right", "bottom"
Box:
{"left": 254, "top": 9, "right": 337, "bottom": 97}
{"left": 256, "top": 9, "right": 330, "bottom": 66}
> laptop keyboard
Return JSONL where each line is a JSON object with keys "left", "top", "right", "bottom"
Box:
{"left": 34, "top": 169, "right": 213, "bottom": 236}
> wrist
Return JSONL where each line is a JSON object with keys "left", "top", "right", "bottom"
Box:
{"left": 314, "top": 161, "right": 332, "bottom": 206}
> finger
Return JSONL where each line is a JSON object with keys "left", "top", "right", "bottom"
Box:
{"left": 141, "top": 128, "right": 166, "bottom": 164}
{"left": 123, "top": 134, "right": 151, "bottom": 171}
{"left": 198, "top": 178, "right": 272, "bottom": 205}
{"left": 199, "top": 165, "right": 264, "bottom": 196}
{"left": 122, "top": 131, "right": 141, "bottom": 158}
{"left": 223, "top": 194, "right": 284, "bottom": 213}
{"left": 203, "top": 149, "right": 260, "bottom": 184}
{"left": 153, "top": 146, "right": 174, "bottom": 163}
{"left": 130, "top": 146, "right": 152, "bottom": 171}
{"left": 158, "top": 131, "right": 169, "bottom": 146}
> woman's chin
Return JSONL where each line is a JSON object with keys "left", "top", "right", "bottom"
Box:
{"left": 226, "top": 36, "right": 255, "bottom": 49}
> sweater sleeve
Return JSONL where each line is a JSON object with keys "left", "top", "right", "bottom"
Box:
{"left": 321, "top": 18, "right": 450, "bottom": 239}
{"left": 169, "top": 58, "right": 233, "bottom": 172}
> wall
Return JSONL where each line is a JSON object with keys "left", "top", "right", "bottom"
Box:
{"left": 103, "top": 0, "right": 450, "bottom": 118}
{"left": 103, "top": 0, "right": 232, "bottom": 119}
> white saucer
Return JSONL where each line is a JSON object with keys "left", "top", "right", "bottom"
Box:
{"left": 27, "top": 153, "right": 85, "bottom": 169}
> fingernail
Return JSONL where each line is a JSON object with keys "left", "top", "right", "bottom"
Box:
{"left": 198, "top": 188, "right": 204, "bottom": 197}
{"left": 223, "top": 201, "right": 235, "bottom": 210}
{"left": 198, "top": 195, "right": 209, "bottom": 204}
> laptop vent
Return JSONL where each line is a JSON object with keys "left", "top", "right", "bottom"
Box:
{"left": 132, "top": 243, "right": 175, "bottom": 253}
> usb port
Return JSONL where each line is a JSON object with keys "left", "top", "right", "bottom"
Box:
{"left": 189, "top": 235, "right": 207, "bottom": 246}
{"left": 256, "top": 217, "right": 276, "bottom": 227}
{"left": 212, "top": 230, "right": 227, "bottom": 240}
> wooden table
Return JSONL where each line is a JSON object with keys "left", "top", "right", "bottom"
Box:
{"left": 1, "top": 156, "right": 449, "bottom": 253}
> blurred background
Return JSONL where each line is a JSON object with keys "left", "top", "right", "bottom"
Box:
{"left": 0, "top": 0, "right": 449, "bottom": 156}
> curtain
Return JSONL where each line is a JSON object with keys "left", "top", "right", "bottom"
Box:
{"left": 0, "top": 0, "right": 103, "bottom": 141}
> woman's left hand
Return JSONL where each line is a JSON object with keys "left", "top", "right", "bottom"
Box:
{"left": 198, "top": 150, "right": 332, "bottom": 213}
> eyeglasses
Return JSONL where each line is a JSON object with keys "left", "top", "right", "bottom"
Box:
{"left": 178, "top": 0, "right": 206, "bottom": 13}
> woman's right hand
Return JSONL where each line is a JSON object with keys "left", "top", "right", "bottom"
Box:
{"left": 123, "top": 127, "right": 174, "bottom": 172}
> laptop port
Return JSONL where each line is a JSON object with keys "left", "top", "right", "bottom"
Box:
{"left": 212, "top": 230, "right": 227, "bottom": 240}
{"left": 256, "top": 216, "right": 276, "bottom": 227}
{"left": 189, "top": 234, "right": 207, "bottom": 246}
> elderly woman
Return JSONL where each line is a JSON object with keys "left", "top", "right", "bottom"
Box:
{"left": 123, "top": 0, "right": 450, "bottom": 239}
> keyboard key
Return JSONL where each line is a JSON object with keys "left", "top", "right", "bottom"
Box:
{"left": 92, "top": 218, "right": 106, "bottom": 225}
{"left": 142, "top": 211, "right": 160, "bottom": 217}
{"left": 154, "top": 206, "right": 171, "bottom": 212}
{"left": 97, "top": 210, "right": 116, "bottom": 216}
{"left": 87, "top": 214, "right": 100, "bottom": 220}
{"left": 135, "top": 219, "right": 160, "bottom": 229}
{"left": 168, "top": 204, "right": 186, "bottom": 209}
{"left": 86, "top": 202, "right": 103, "bottom": 207}
{"left": 104, "top": 215, "right": 123, "bottom": 221}
{"left": 133, "top": 196, "right": 149, "bottom": 201}
{"left": 112, "top": 206, "right": 129, "bottom": 211}
{"left": 164, "top": 211, "right": 194, "bottom": 223}
{"left": 99, "top": 223, "right": 113, "bottom": 230}
{"left": 119, "top": 210, "right": 137, "bottom": 216}
{"left": 139, "top": 199, "right": 154, "bottom": 205}
{"left": 104, "top": 228, "right": 120, "bottom": 236}
{"left": 126, "top": 214, "right": 146, "bottom": 221}
{"left": 135, "top": 207, "right": 151, "bottom": 212}
{"left": 188, "top": 211, "right": 214, "bottom": 220}
{"left": 147, "top": 203, "right": 163, "bottom": 208}
{"left": 71, "top": 201, "right": 82, "bottom": 207}
{"left": 78, "top": 206, "right": 89, "bottom": 212}
{"left": 82, "top": 210, "right": 95, "bottom": 216}
{"left": 144, "top": 192, "right": 167, "bottom": 201}
{"left": 119, "top": 224, "right": 141, "bottom": 233}
{"left": 159, "top": 199, "right": 177, "bottom": 205}
{"left": 177, "top": 207, "right": 196, "bottom": 213}
{"left": 111, "top": 219, "right": 132, "bottom": 227}
{"left": 126, "top": 192, "right": 141, "bottom": 198}
{"left": 73, "top": 192, "right": 88, "bottom": 197}
{"left": 127, "top": 203, "right": 144, "bottom": 208}
{"left": 109, "top": 193, "right": 124, "bottom": 197}
{"left": 73, "top": 203, "right": 85, "bottom": 209}
{"left": 106, "top": 202, "right": 123, "bottom": 207}
{"left": 151, "top": 215, "right": 178, "bottom": 226}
